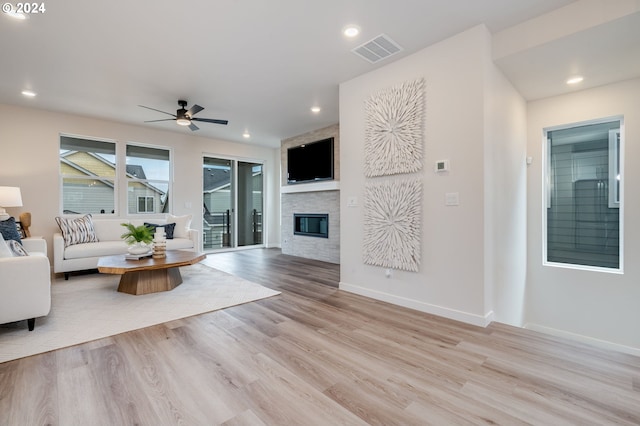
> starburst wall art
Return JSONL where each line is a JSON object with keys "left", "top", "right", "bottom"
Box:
{"left": 362, "top": 178, "right": 422, "bottom": 272}
{"left": 364, "top": 78, "right": 425, "bottom": 177}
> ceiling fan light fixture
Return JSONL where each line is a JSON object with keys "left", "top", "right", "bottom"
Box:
{"left": 139, "top": 100, "right": 227, "bottom": 131}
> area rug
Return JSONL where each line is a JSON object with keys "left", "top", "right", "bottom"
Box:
{"left": 0, "top": 263, "right": 280, "bottom": 363}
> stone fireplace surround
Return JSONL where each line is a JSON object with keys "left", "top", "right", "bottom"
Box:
{"left": 281, "top": 190, "right": 339, "bottom": 263}
{"left": 281, "top": 124, "right": 340, "bottom": 264}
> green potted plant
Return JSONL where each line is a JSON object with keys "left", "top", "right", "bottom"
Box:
{"left": 120, "top": 223, "right": 154, "bottom": 254}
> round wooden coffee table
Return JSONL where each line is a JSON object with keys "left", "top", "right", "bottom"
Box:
{"left": 97, "top": 250, "right": 206, "bottom": 295}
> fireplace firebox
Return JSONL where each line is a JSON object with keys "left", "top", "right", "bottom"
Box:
{"left": 294, "top": 213, "right": 328, "bottom": 238}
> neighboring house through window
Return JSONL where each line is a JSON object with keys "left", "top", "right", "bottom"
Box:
{"left": 59, "top": 136, "right": 172, "bottom": 216}
{"left": 126, "top": 144, "right": 171, "bottom": 215}
{"left": 544, "top": 117, "right": 623, "bottom": 271}
{"left": 59, "top": 135, "right": 117, "bottom": 215}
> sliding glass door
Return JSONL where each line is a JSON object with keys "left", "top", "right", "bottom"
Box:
{"left": 202, "top": 157, "right": 232, "bottom": 249}
{"left": 237, "top": 161, "right": 263, "bottom": 247}
{"left": 202, "top": 156, "right": 263, "bottom": 251}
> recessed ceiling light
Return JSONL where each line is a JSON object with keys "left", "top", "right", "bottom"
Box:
{"left": 242, "top": 131, "right": 251, "bottom": 138}
{"left": 6, "top": 10, "right": 27, "bottom": 20}
{"left": 566, "top": 76, "right": 584, "bottom": 85}
{"left": 343, "top": 25, "right": 360, "bottom": 38}
{"left": 21, "top": 90, "right": 36, "bottom": 97}
{"left": 311, "top": 106, "right": 321, "bottom": 113}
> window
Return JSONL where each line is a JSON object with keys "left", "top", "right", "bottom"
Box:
{"left": 59, "top": 135, "right": 116, "bottom": 215}
{"left": 544, "top": 118, "right": 623, "bottom": 271}
{"left": 126, "top": 144, "right": 171, "bottom": 215}
{"left": 137, "top": 196, "right": 154, "bottom": 213}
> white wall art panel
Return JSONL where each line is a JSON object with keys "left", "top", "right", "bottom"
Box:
{"left": 363, "top": 178, "right": 422, "bottom": 272}
{"left": 364, "top": 78, "right": 425, "bottom": 177}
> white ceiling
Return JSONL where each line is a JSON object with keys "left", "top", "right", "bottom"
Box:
{"left": 2, "top": 0, "right": 636, "bottom": 149}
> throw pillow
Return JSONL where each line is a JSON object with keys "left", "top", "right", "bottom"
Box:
{"left": 7, "top": 239, "right": 29, "bottom": 257}
{"left": 55, "top": 214, "right": 99, "bottom": 248}
{"left": 144, "top": 222, "right": 176, "bottom": 239}
{"left": 0, "top": 233, "right": 13, "bottom": 258}
{"left": 167, "top": 214, "right": 192, "bottom": 239}
{"left": 0, "top": 216, "right": 22, "bottom": 243}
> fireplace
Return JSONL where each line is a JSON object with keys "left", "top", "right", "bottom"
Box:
{"left": 294, "top": 213, "right": 328, "bottom": 238}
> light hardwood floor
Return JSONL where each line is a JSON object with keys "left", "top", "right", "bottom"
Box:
{"left": 1, "top": 248, "right": 639, "bottom": 425}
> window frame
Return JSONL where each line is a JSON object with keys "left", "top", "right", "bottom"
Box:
{"left": 542, "top": 116, "right": 624, "bottom": 274}
{"left": 608, "top": 129, "right": 621, "bottom": 208}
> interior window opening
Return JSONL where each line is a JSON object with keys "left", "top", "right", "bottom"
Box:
{"left": 545, "top": 118, "right": 623, "bottom": 271}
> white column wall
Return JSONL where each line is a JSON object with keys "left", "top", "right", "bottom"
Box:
{"left": 526, "top": 78, "right": 640, "bottom": 354}
{"left": 484, "top": 57, "right": 528, "bottom": 326}
{"left": 340, "top": 25, "right": 498, "bottom": 325}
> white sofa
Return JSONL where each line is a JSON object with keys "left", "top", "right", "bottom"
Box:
{"left": 54, "top": 216, "right": 200, "bottom": 279}
{"left": 0, "top": 238, "right": 51, "bottom": 330}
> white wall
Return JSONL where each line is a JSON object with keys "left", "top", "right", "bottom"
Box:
{"left": 484, "top": 56, "right": 528, "bottom": 326}
{"left": 0, "top": 104, "right": 281, "bottom": 259}
{"left": 340, "top": 25, "right": 526, "bottom": 326}
{"left": 526, "top": 78, "right": 640, "bottom": 354}
{"left": 340, "top": 20, "right": 639, "bottom": 355}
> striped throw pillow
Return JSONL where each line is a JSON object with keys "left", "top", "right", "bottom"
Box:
{"left": 55, "top": 214, "right": 99, "bottom": 248}
{"left": 7, "top": 239, "right": 29, "bottom": 256}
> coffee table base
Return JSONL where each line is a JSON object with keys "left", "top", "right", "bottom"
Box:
{"left": 117, "top": 267, "right": 183, "bottom": 295}
{"left": 98, "top": 250, "right": 206, "bottom": 296}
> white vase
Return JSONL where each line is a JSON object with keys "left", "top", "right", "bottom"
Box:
{"left": 127, "top": 242, "right": 151, "bottom": 255}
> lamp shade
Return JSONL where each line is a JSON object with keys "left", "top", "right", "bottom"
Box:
{"left": 0, "top": 186, "right": 23, "bottom": 207}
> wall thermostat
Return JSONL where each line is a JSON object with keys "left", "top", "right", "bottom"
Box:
{"left": 435, "top": 160, "right": 450, "bottom": 172}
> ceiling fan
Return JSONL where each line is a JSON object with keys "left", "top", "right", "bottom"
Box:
{"left": 139, "top": 100, "right": 228, "bottom": 131}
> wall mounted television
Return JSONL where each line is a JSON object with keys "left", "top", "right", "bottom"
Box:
{"left": 287, "top": 137, "right": 334, "bottom": 184}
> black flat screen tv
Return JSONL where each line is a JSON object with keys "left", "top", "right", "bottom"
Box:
{"left": 287, "top": 137, "right": 334, "bottom": 184}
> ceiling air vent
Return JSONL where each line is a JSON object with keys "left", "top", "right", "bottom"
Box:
{"left": 352, "top": 34, "right": 403, "bottom": 64}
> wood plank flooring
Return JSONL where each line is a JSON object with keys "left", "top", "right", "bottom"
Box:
{"left": 1, "top": 248, "right": 639, "bottom": 425}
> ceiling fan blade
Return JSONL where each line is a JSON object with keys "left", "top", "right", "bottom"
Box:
{"left": 186, "top": 104, "right": 204, "bottom": 117}
{"left": 189, "top": 122, "right": 200, "bottom": 131}
{"left": 138, "top": 105, "right": 176, "bottom": 117}
{"left": 192, "top": 118, "right": 229, "bottom": 125}
{"left": 144, "top": 119, "right": 176, "bottom": 123}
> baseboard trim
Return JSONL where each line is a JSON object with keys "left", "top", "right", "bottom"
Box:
{"left": 524, "top": 323, "right": 640, "bottom": 357}
{"left": 339, "top": 281, "right": 493, "bottom": 327}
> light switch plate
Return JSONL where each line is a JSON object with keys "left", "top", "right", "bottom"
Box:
{"left": 445, "top": 192, "right": 459, "bottom": 206}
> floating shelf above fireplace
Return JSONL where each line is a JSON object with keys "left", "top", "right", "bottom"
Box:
{"left": 281, "top": 181, "right": 340, "bottom": 194}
